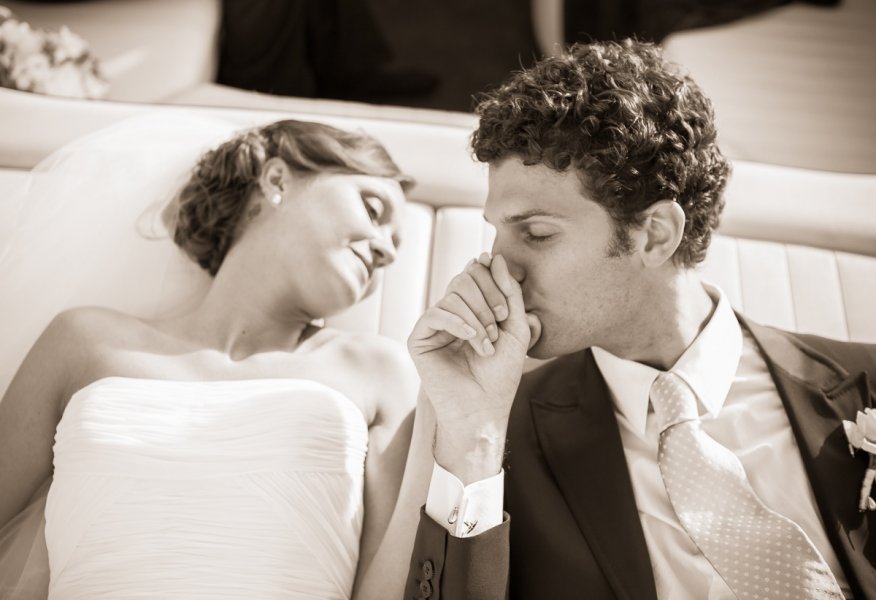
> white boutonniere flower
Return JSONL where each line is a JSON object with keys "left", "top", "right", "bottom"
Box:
{"left": 842, "top": 408, "right": 876, "bottom": 512}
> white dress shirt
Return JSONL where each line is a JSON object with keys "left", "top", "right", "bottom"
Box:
{"left": 592, "top": 283, "right": 849, "bottom": 599}
{"left": 426, "top": 282, "right": 850, "bottom": 598}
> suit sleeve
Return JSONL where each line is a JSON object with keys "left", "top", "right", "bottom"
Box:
{"left": 404, "top": 507, "right": 509, "bottom": 600}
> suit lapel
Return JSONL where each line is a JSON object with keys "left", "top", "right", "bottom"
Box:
{"left": 743, "top": 317, "right": 876, "bottom": 597}
{"left": 530, "top": 350, "right": 657, "bottom": 600}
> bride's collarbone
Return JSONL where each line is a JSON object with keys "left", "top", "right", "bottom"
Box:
{"left": 52, "top": 295, "right": 383, "bottom": 421}
{"left": 88, "top": 341, "right": 341, "bottom": 384}
{"left": 66, "top": 324, "right": 378, "bottom": 411}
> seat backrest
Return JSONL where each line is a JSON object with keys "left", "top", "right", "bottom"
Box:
{"left": 1, "top": 101, "right": 874, "bottom": 397}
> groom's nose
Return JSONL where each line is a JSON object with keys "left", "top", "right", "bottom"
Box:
{"left": 491, "top": 236, "right": 526, "bottom": 284}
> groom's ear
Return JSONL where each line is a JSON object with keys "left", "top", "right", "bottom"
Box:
{"left": 638, "top": 200, "right": 685, "bottom": 268}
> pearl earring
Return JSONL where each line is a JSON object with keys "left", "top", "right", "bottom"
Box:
{"left": 270, "top": 192, "right": 282, "bottom": 207}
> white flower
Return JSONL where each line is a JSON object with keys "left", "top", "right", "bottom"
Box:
{"left": 12, "top": 52, "right": 50, "bottom": 91}
{"left": 843, "top": 408, "right": 876, "bottom": 455}
{"left": 81, "top": 68, "right": 108, "bottom": 99}
{"left": 0, "top": 10, "right": 108, "bottom": 99}
{"left": 843, "top": 408, "right": 876, "bottom": 511}
{"left": 53, "top": 26, "right": 88, "bottom": 61}
{"left": 1, "top": 20, "right": 42, "bottom": 56}
{"left": 41, "top": 62, "right": 105, "bottom": 99}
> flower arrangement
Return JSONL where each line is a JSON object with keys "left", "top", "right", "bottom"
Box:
{"left": 842, "top": 408, "right": 876, "bottom": 512}
{"left": 0, "top": 6, "right": 108, "bottom": 99}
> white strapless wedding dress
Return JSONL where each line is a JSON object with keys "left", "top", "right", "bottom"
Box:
{"left": 44, "top": 377, "right": 369, "bottom": 599}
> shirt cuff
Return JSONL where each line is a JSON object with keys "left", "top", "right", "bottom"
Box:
{"left": 424, "top": 462, "right": 504, "bottom": 538}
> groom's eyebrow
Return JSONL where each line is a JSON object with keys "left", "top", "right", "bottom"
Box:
{"left": 483, "top": 209, "right": 568, "bottom": 225}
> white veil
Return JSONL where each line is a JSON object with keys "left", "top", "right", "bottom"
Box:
{"left": 0, "top": 111, "right": 251, "bottom": 399}
{"left": 0, "top": 111, "right": 251, "bottom": 593}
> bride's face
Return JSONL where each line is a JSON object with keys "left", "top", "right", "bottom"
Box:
{"left": 254, "top": 172, "right": 406, "bottom": 318}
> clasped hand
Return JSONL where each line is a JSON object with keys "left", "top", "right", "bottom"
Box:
{"left": 408, "top": 253, "right": 541, "bottom": 482}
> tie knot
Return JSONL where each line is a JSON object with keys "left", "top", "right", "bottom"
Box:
{"left": 650, "top": 371, "right": 699, "bottom": 432}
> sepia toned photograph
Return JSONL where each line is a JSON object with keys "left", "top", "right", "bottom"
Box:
{"left": 0, "top": 0, "right": 874, "bottom": 598}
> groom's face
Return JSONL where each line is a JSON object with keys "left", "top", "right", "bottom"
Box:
{"left": 485, "top": 158, "right": 646, "bottom": 359}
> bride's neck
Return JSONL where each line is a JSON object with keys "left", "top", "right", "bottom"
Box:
{"left": 165, "top": 275, "right": 316, "bottom": 360}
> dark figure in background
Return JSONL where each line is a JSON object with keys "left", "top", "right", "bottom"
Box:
{"left": 563, "top": 0, "right": 840, "bottom": 43}
{"left": 217, "top": 0, "right": 439, "bottom": 102}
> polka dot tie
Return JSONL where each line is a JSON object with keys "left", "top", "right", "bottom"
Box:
{"left": 651, "top": 372, "right": 844, "bottom": 599}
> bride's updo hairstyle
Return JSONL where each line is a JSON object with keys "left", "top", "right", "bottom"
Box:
{"left": 170, "top": 119, "right": 412, "bottom": 276}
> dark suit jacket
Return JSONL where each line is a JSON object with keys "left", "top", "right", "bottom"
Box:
{"left": 405, "top": 318, "right": 876, "bottom": 599}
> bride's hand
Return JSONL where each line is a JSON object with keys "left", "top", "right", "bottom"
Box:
{"left": 407, "top": 253, "right": 541, "bottom": 483}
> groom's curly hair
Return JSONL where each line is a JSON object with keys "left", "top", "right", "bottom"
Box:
{"left": 472, "top": 39, "right": 730, "bottom": 267}
{"left": 171, "top": 120, "right": 412, "bottom": 276}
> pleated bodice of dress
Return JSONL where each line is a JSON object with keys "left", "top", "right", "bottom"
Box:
{"left": 44, "top": 377, "right": 369, "bottom": 599}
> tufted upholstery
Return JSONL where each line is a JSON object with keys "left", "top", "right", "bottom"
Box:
{"left": 1, "top": 93, "right": 875, "bottom": 395}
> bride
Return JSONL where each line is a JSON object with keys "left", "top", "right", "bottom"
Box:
{"left": 0, "top": 115, "right": 424, "bottom": 599}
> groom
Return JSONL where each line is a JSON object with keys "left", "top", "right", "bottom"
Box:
{"left": 405, "top": 39, "right": 876, "bottom": 599}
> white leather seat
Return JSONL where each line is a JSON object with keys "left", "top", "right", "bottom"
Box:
{"left": 1, "top": 97, "right": 874, "bottom": 396}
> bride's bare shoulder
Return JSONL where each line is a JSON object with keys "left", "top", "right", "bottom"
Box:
{"left": 8, "top": 307, "right": 150, "bottom": 408}
{"left": 317, "top": 328, "right": 410, "bottom": 368}
{"left": 48, "top": 306, "right": 150, "bottom": 344}
{"left": 317, "top": 328, "right": 418, "bottom": 410}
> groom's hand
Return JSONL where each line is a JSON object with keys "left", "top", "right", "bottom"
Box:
{"left": 407, "top": 253, "right": 541, "bottom": 484}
